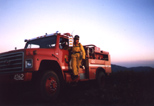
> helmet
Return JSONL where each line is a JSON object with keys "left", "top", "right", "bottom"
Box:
{"left": 74, "top": 35, "right": 79, "bottom": 40}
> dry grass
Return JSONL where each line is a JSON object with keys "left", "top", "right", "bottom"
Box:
{"left": 0, "top": 70, "right": 154, "bottom": 106}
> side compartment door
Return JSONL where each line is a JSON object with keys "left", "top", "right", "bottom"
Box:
{"left": 88, "top": 59, "right": 105, "bottom": 79}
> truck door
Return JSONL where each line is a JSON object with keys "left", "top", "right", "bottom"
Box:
{"left": 58, "top": 37, "right": 70, "bottom": 70}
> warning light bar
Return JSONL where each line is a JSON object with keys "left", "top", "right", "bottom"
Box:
{"left": 24, "top": 33, "right": 55, "bottom": 42}
{"left": 24, "top": 32, "right": 73, "bottom": 42}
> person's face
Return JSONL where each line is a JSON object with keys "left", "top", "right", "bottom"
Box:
{"left": 75, "top": 39, "right": 79, "bottom": 44}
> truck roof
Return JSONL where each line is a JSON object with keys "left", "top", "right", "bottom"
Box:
{"left": 24, "top": 32, "right": 72, "bottom": 42}
{"left": 25, "top": 33, "right": 56, "bottom": 42}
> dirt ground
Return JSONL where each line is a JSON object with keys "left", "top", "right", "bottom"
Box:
{"left": 0, "top": 71, "right": 154, "bottom": 106}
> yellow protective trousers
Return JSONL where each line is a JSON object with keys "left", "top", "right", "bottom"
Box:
{"left": 71, "top": 53, "right": 82, "bottom": 76}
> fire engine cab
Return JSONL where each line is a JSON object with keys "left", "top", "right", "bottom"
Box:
{"left": 0, "top": 32, "right": 111, "bottom": 100}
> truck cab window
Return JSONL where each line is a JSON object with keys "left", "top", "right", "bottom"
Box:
{"left": 25, "top": 36, "right": 57, "bottom": 49}
{"left": 59, "top": 37, "right": 68, "bottom": 50}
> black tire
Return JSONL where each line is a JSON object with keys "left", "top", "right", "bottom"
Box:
{"left": 97, "top": 71, "right": 105, "bottom": 89}
{"left": 39, "top": 71, "right": 60, "bottom": 101}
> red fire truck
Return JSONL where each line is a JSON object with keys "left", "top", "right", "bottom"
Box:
{"left": 0, "top": 32, "right": 111, "bottom": 100}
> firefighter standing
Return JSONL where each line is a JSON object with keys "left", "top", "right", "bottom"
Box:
{"left": 71, "top": 35, "right": 85, "bottom": 80}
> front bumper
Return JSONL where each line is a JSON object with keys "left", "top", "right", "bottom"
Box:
{"left": 0, "top": 72, "right": 32, "bottom": 84}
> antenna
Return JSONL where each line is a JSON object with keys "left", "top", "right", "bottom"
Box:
{"left": 71, "top": 30, "right": 74, "bottom": 36}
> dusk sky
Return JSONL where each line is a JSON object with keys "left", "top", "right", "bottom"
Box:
{"left": 0, "top": 0, "right": 154, "bottom": 68}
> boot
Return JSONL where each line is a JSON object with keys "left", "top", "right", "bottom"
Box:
{"left": 71, "top": 75, "right": 78, "bottom": 80}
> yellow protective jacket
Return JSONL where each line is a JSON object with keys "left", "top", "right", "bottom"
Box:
{"left": 72, "top": 43, "right": 85, "bottom": 59}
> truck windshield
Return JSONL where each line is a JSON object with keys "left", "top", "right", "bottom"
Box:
{"left": 25, "top": 36, "right": 57, "bottom": 49}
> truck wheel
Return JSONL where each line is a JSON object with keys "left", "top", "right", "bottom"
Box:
{"left": 97, "top": 71, "right": 105, "bottom": 89}
{"left": 40, "top": 71, "right": 60, "bottom": 101}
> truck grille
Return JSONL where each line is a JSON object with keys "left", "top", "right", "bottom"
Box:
{"left": 0, "top": 52, "right": 24, "bottom": 73}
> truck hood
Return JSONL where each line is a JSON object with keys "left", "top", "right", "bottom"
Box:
{"left": 25, "top": 48, "right": 54, "bottom": 56}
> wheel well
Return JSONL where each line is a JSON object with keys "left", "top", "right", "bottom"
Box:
{"left": 96, "top": 67, "right": 107, "bottom": 78}
{"left": 38, "top": 60, "right": 63, "bottom": 80}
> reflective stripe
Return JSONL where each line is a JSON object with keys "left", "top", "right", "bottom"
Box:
{"left": 62, "top": 64, "right": 111, "bottom": 70}
{"left": 89, "top": 64, "right": 111, "bottom": 68}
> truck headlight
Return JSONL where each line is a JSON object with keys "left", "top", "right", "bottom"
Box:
{"left": 25, "top": 59, "right": 33, "bottom": 68}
